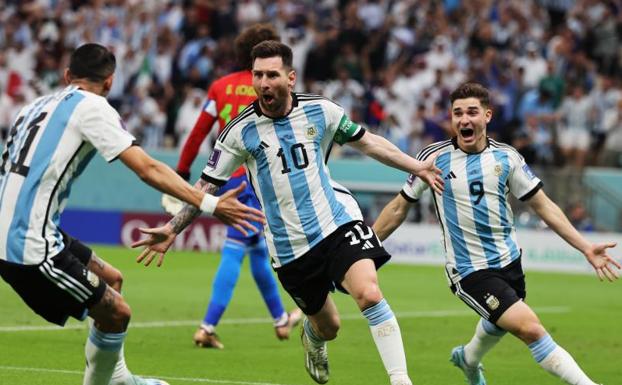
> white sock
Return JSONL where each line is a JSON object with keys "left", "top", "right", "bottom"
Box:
{"left": 530, "top": 334, "right": 598, "bottom": 385}
{"left": 363, "top": 299, "right": 410, "bottom": 382}
{"left": 109, "top": 345, "right": 136, "bottom": 385}
{"left": 83, "top": 327, "right": 125, "bottom": 385}
{"left": 463, "top": 318, "right": 506, "bottom": 367}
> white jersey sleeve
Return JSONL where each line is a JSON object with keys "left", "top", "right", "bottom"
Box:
{"left": 401, "top": 172, "right": 430, "bottom": 201}
{"left": 76, "top": 95, "right": 135, "bottom": 162}
{"left": 201, "top": 121, "right": 248, "bottom": 185}
{"left": 322, "top": 100, "right": 365, "bottom": 145}
{"left": 507, "top": 151, "right": 543, "bottom": 201}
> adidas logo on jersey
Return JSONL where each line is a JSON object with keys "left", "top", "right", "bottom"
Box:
{"left": 361, "top": 240, "right": 375, "bottom": 250}
{"left": 444, "top": 171, "right": 457, "bottom": 180}
{"left": 258, "top": 141, "right": 270, "bottom": 150}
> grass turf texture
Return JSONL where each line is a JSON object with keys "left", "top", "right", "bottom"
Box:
{"left": 0, "top": 246, "right": 620, "bottom": 385}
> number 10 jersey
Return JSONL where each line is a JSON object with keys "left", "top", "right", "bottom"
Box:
{"left": 202, "top": 93, "right": 364, "bottom": 267}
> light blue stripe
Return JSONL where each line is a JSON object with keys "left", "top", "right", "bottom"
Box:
{"left": 481, "top": 318, "right": 506, "bottom": 336}
{"left": 274, "top": 118, "right": 322, "bottom": 245}
{"left": 303, "top": 104, "right": 350, "bottom": 225}
{"left": 362, "top": 299, "right": 394, "bottom": 326}
{"left": 466, "top": 154, "right": 500, "bottom": 268}
{"left": 88, "top": 328, "right": 126, "bottom": 352}
{"left": 492, "top": 150, "right": 520, "bottom": 261}
{"left": 241, "top": 122, "right": 294, "bottom": 260}
{"left": 437, "top": 152, "right": 473, "bottom": 277}
{"left": 528, "top": 334, "right": 557, "bottom": 362}
{"left": 6, "top": 92, "right": 85, "bottom": 263}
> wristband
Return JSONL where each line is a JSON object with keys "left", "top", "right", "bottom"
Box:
{"left": 199, "top": 194, "right": 219, "bottom": 215}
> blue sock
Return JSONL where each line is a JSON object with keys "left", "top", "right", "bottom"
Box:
{"left": 528, "top": 334, "right": 558, "bottom": 362}
{"left": 203, "top": 240, "right": 245, "bottom": 326}
{"left": 362, "top": 299, "right": 394, "bottom": 326}
{"left": 249, "top": 240, "right": 285, "bottom": 320}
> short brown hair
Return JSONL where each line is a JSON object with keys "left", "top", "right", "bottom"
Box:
{"left": 235, "top": 24, "right": 280, "bottom": 70}
{"left": 251, "top": 41, "right": 293, "bottom": 70}
{"left": 450, "top": 82, "right": 491, "bottom": 108}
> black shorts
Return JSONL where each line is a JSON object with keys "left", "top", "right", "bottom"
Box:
{"left": 276, "top": 221, "right": 391, "bottom": 315}
{"left": 450, "top": 257, "right": 526, "bottom": 323}
{"left": 0, "top": 231, "right": 106, "bottom": 326}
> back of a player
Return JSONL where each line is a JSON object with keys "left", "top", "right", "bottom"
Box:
{"left": 0, "top": 86, "right": 130, "bottom": 265}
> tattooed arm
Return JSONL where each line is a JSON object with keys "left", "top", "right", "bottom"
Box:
{"left": 131, "top": 178, "right": 261, "bottom": 267}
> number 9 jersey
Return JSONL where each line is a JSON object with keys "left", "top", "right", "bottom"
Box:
{"left": 201, "top": 93, "right": 364, "bottom": 267}
{"left": 401, "top": 138, "right": 542, "bottom": 285}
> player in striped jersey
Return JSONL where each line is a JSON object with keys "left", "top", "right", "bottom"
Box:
{"left": 374, "top": 82, "right": 620, "bottom": 385}
{"left": 0, "top": 44, "right": 263, "bottom": 385}
{"left": 133, "top": 41, "right": 444, "bottom": 385}
{"left": 161, "top": 23, "right": 301, "bottom": 350}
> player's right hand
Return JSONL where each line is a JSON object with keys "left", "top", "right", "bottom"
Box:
{"left": 162, "top": 193, "right": 184, "bottom": 215}
{"left": 214, "top": 181, "right": 265, "bottom": 236}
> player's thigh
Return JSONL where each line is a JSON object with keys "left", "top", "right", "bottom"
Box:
{"left": 62, "top": 230, "right": 123, "bottom": 290}
{"left": 340, "top": 258, "right": 383, "bottom": 309}
{"left": 0, "top": 248, "right": 107, "bottom": 326}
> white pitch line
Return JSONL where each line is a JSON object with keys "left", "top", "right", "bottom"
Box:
{"left": 0, "top": 365, "right": 301, "bottom": 385}
{"left": 0, "top": 306, "right": 570, "bottom": 332}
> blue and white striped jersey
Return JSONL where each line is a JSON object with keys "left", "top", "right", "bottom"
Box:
{"left": 202, "top": 93, "right": 364, "bottom": 267}
{"left": 0, "top": 85, "right": 134, "bottom": 265}
{"left": 401, "top": 138, "right": 542, "bottom": 284}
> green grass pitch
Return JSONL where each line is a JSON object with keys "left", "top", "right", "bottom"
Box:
{"left": 0, "top": 246, "right": 620, "bottom": 385}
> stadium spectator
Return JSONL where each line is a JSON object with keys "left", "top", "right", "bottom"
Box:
{"left": 133, "top": 40, "right": 444, "bottom": 385}
{"left": 374, "top": 82, "right": 620, "bottom": 385}
{"left": 0, "top": 43, "right": 262, "bottom": 385}
{"left": 556, "top": 83, "right": 595, "bottom": 169}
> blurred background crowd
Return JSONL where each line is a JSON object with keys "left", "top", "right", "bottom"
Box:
{"left": 1, "top": 0, "right": 622, "bottom": 229}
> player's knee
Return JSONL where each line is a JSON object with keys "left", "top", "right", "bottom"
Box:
{"left": 108, "top": 268, "right": 123, "bottom": 292}
{"left": 516, "top": 322, "right": 546, "bottom": 344}
{"left": 352, "top": 284, "right": 383, "bottom": 310}
{"left": 316, "top": 319, "right": 340, "bottom": 341}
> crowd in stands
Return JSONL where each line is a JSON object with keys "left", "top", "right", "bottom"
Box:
{"left": 1, "top": 0, "right": 622, "bottom": 170}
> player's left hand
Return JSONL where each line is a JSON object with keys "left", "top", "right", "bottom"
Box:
{"left": 585, "top": 242, "right": 621, "bottom": 282}
{"left": 412, "top": 152, "right": 444, "bottom": 194}
{"left": 131, "top": 224, "right": 177, "bottom": 267}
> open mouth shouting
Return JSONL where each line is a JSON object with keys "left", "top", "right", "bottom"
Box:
{"left": 460, "top": 127, "right": 475, "bottom": 141}
{"left": 262, "top": 93, "right": 275, "bottom": 105}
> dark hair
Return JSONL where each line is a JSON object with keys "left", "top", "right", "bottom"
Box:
{"left": 449, "top": 82, "right": 490, "bottom": 108}
{"left": 235, "top": 24, "right": 280, "bottom": 70}
{"left": 68, "top": 43, "right": 116, "bottom": 82}
{"left": 251, "top": 41, "right": 293, "bottom": 69}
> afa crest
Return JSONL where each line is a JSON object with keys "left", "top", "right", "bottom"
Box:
{"left": 494, "top": 164, "right": 503, "bottom": 176}
{"left": 485, "top": 294, "right": 500, "bottom": 310}
{"left": 305, "top": 124, "right": 317, "bottom": 139}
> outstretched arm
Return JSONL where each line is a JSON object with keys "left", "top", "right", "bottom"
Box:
{"left": 527, "top": 190, "right": 621, "bottom": 281}
{"left": 373, "top": 193, "right": 414, "bottom": 241}
{"left": 132, "top": 177, "right": 260, "bottom": 267}
{"left": 347, "top": 131, "right": 444, "bottom": 193}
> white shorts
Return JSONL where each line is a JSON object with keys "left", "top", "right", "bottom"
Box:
{"left": 558, "top": 128, "right": 590, "bottom": 151}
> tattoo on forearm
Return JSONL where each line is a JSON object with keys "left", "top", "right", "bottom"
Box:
{"left": 169, "top": 180, "right": 219, "bottom": 234}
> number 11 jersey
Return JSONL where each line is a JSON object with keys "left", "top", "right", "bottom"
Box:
{"left": 202, "top": 93, "right": 364, "bottom": 267}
